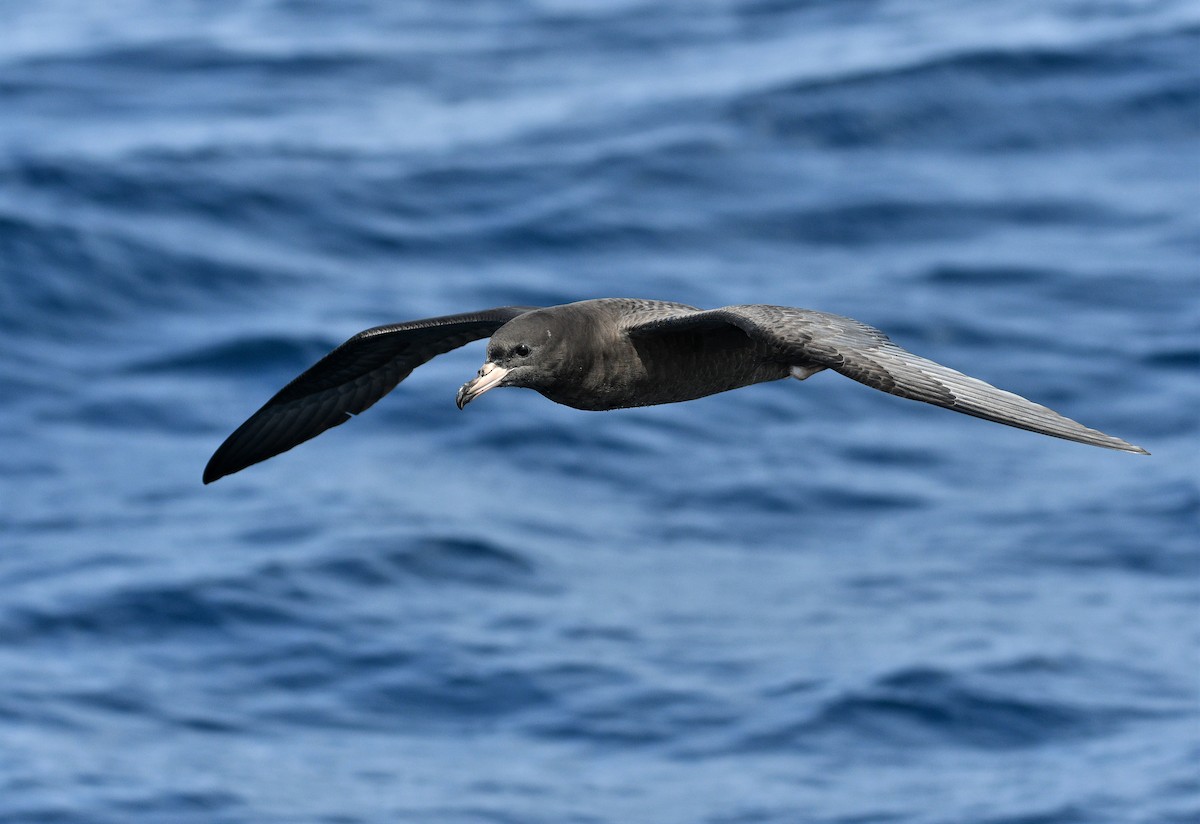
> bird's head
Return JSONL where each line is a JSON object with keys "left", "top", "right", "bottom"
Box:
{"left": 455, "top": 309, "right": 577, "bottom": 409}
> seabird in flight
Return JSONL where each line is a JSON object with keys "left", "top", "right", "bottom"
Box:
{"left": 203, "top": 298, "right": 1147, "bottom": 483}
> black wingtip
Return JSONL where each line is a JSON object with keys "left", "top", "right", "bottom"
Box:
{"left": 202, "top": 450, "right": 237, "bottom": 484}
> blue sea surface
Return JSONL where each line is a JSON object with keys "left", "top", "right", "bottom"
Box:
{"left": 1, "top": 2, "right": 1198, "bottom": 822}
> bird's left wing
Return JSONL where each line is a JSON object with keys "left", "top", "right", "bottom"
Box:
{"left": 204, "top": 306, "right": 538, "bottom": 483}
{"left": 627, "top": 305, "right": 1148, "bottom": 454}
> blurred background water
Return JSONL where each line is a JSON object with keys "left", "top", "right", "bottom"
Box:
{"left": 1, "top": 2, "right": 1198, "bottom": 822}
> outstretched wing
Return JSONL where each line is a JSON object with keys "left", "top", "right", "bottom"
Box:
{"left": 627, "top": 305, "right": 1148, "bottom": 454}
{"left": 204, "top": 306, "right": 538, "bottom": 483}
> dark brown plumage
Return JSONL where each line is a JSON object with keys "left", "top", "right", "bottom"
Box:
{"left": 203, "top": 298, "right": 1147, "bottom": 483}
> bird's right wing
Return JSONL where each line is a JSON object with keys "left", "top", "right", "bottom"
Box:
{"left": 628, "top": 305, "right": 1148, "bottom": 454}
{"left": 204, "top": 306, "right": 538, "bottom": 483}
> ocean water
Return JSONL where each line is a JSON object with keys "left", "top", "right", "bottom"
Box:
{"left": 1, "top": 1, "right": 1198, "bottom": 822}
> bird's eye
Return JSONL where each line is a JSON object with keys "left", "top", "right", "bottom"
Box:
{"left": 514, "top": 344, "right": 531, "bottom": 357}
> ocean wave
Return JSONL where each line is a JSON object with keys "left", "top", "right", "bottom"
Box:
{"left": 729, "top": 26, "right": 1200, "bottom": 150}
{"left": 724, "top": 662, "right": 1159, "bottom": 754}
